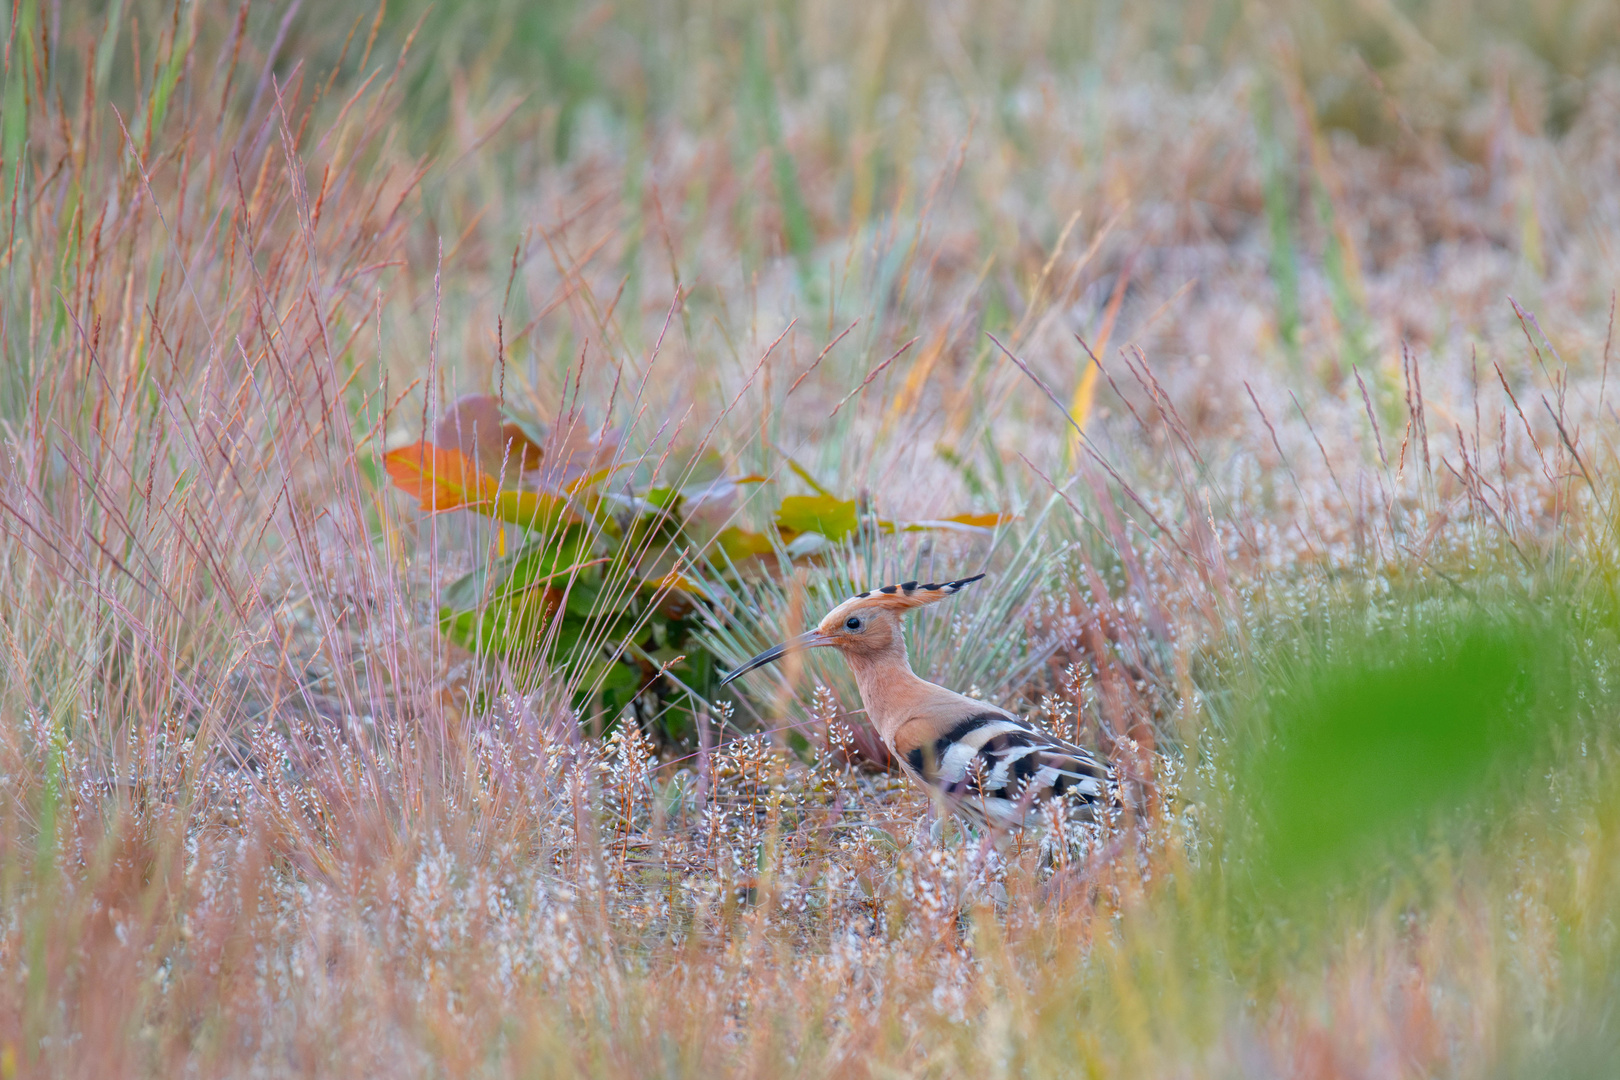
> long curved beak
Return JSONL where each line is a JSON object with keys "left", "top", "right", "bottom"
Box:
{"left": 720, "top": 631, "right": 831, "bottom": 686}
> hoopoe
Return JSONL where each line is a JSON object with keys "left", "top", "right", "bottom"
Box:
{"left": 721, "top": 575, "right": 1115, "bottom": 831}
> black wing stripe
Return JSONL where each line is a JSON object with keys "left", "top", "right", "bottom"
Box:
{"left": 905, "top": 714, "right": 1001, "bottom": 781}
{"left": 945, "top": 726, "right": 1111, "bottom": 804}
{"left": 927, "top": 713, "right": 1011, "bottom": 782}
{"left": 908, "top": 710, "right": 1118, "bottom": 826}
{"left": 938, "top": 713, "right": 1000, "bottom": 747}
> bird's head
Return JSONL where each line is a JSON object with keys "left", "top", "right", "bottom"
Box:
{"left": 719, "top": 574, "right": 984, "bottom": 685}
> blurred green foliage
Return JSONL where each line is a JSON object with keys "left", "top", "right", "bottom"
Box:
{"left": 1222, "top": 580, "right": 1614, "bottom": 919}
{"left": 1242, "top": 611, "right": 1549, "bottom": 889}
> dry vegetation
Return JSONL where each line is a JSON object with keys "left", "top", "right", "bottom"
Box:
{"left": 1, "top": 0, "right": 1619, "bottom": 1075}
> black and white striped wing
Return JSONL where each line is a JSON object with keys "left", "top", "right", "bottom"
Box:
{"left": 904, "top": 712, "right": 1114, "bottom": 830}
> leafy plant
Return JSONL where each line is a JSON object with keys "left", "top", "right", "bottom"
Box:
{"left": 384, "top": 394, "right": 1010, "bottom": 744}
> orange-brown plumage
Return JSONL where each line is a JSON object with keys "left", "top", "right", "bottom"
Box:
{"left": 723, "top": 575, "right": 1114, "bottom": 830}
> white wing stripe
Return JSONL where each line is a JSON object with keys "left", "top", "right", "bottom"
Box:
{"left": 959, "top": 719, "right": 1023, "bottom": 749}
{"left": 1033, "top": 765, "right": 1063, "bottom": 790}
{"left": 1069, "top": 775, "right": 1104, "bottom": 797}
{"left": 938, "top": 741, "right": 979, "bottom": 783}
{"left": 985, "top": 744, "right": 1044, "bottom": 789}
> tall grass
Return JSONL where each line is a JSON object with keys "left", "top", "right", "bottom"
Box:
{"left": 0, "top": 0, "right": 1617, "bottom": 1074}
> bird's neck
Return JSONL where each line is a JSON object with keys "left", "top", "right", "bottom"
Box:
{"left": 842, "top": 644, "right": 931, "bottom": 744}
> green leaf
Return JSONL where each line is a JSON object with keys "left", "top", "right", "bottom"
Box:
{"left": 565, "top": 580, "right": 603, "bottom": 619}
{"left": 715, "top": 527, "right": 774, "bottom": 561}
{"left": 641, "top": 486, "right": 684, "bottom": 510}
{"left": 775, "top": 494, "right": 858, "bottom": 541}
{"left": 782, "top": 456, "right": 834, "bottom": 497}
{"left": 579, "top": 657, "right": 644, "bottom": 717}
{"left": 440, "top": 528, "right": 594, "bottom": 610}
{"left": 438, "top": 585, "right": 562, "bottom": 655}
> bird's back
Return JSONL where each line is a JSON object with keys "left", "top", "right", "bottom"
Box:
{"left": 889, "top": 683, "right": 1115, "bottom": 830}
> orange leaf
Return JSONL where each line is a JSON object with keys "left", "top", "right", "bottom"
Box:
{"left": 941, "top": 512, "right": 1018, "bottom": 529}
{"left": 499, "top": 422, "right": 546, "bottom": 471}
{"left": 385, "top": 440, "right": 579, "bottom": 530}
{"left": 384, "top": 441, "right": 486, "bottom": 511}
{"left": 895, "top": 512, "right": 1017, "bottom": 533}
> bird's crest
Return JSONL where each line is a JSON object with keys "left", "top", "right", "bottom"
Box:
{"left": 818, "top": 574, "right": 984, "bottom": 628}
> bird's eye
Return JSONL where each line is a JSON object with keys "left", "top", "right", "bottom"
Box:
{"left": 845, "top": 616, "right": 862, "bottom": 631}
